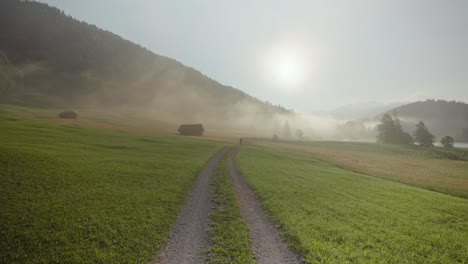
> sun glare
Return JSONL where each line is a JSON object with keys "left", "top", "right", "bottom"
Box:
{"left": 262, "top": 41, "right": 311, "bottom": 92}
{"left": 277, "top": 59, "right": 298, "bottom": 83}
{"left": 271, "top": 51, "right": 306, "bottom": 89}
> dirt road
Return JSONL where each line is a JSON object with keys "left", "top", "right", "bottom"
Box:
{"left": 228, "top": 147, "right": 302, "bottom": 264}
{"left": 155, "top": 146, "right": 300, "bottom": 264}
{"left": 156, "top": 148, "right": 227, "bottom": 264}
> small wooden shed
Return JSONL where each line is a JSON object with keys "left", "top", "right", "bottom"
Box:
{"left": 59, "top": 111, "right": 78, "bottom": 119}
{"left": 178, "top": 124, "right": 204, "bottom": 136}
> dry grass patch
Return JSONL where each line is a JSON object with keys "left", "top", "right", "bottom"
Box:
{"left": 251, "top": 140, "right": 468, "bottom": 198}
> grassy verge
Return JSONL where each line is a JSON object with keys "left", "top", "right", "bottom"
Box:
{"left": 0, "top": 116, "right": 225, "bottom": 263}
{"left": 237, "top": 146, "right": 468, "bottom": 263}
{"left": 251, "top": 139, "right": 468, "bottom": 198}
{"left": 206, "top": 151, "right": 256, "bottom": 264}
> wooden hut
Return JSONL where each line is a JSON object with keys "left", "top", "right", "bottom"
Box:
{"left": 59, "top": 111, "right": 78, "bottom": 119}
{"left": 178, "top": 124, "right": 204, "bottom": 136}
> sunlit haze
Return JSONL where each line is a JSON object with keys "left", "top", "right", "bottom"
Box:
{"left": 36, "top": 0, "right": 468, "bottom": 112}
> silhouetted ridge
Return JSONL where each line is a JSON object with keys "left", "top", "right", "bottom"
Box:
{"left": 0, "top": 0, "right": 291, "bottom": 126}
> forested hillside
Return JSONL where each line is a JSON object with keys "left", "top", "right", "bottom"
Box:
{"left": 381, "top": 100, "right": 468, "bottom": 142}
{"left": 0, "top": 0, "right": 291, "bottom": 132}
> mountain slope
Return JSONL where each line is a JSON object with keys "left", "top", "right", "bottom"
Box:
{"left": 380, "top": 100, "right": 468, "bottom": 142}
{"left": 0, "top": 0, "right": 291, "bottom": 133}
{"left": 329, "top": 101, "right": 404, "bottom": 120}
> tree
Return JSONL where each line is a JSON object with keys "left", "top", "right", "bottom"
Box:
{"left": 413, "top": 121, "right": 435, "bottom": 147}
{"left": 377, "top": 114, "right": 395, "bottom": 143}
{"left": 283, "top": 121, "right": 291, "bottom": 138}
{"left": 295, "top": 129, "right": 304, "bottom": 139}
{"left": 440, "top": 136, "right": 454, "bottom": 148}
{"left": 459, "top": 128, "right": 468, "bottom": 142}
{"left": 337, "top": 120, "right": 370, "bottom": 140}
{"left": 0, "top": 52, "right": 16, "bottom": 100}
{"left": 376, "top": 112, "right": 411, "bottom": 144}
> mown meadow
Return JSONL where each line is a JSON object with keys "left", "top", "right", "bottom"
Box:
{"left": 0, "top": 116, "right": 225, "bottom": 263}
{"left": 251, "top": 139, "right": 468, "bottom": 198}
{"left": 237, "top": 146, "right": 468, "bottom": 263}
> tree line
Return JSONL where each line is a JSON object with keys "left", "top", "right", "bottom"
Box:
{"left": 376, "top": 112, "right": 454, "bottom": 148}
{"left": 383, "top": 99, "right": 468, "bottom": 142}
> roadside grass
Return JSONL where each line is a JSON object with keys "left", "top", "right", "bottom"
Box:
{"left": 0, "top": 116, "right": 225, "bottom": 263}
{"left": 206, "top": 151, "right": 256, "bottom": 264}
{"left": 250, "top": 139, "right": 468, "bottom": 198}
{"left": 237, "top": 146, "right": 468, "bottom": 263}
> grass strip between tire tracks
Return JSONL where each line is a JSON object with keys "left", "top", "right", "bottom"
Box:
{"left": 206, "top": 150, "right": 256, "bottom": 264}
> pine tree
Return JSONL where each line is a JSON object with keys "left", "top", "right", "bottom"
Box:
{"left": 377, "top": 114, "right": 396, "bottom": 143}
{"left": 413, "top": 121, "right": 435, "bottom": 147}
{"left": 376, "top": 112, "right": 412, "bottom": 145}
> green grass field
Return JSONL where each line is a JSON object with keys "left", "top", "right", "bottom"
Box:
{"left": 0, "top": 104, "right": 176, "bottom": 134}
{"left": 251, "top": 139, "right": 468, "bottom": 198}
{"left": 206, "top": 151, "right": 255, "bottom": 264}
{"left": 3, "top": 105, "right": 468, "bottom": 263}
{"left": 0, "top": 116, "right": 225, "bottom": 263}
{"left": 237, "top": 146, "right": 468, "bottom": 263}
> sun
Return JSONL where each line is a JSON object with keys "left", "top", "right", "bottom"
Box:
{"left": 270, "top": 51, "right": 305, "bottom": 90}
{"left": 277, "top": 59, "right": 299, "bottom": 84}
{"left": 261, "top": 40, "right": 313, "bottom": 92}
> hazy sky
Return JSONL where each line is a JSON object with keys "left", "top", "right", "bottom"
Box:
{"left": 38, "top": 0, "right": 468, "bottom": 112}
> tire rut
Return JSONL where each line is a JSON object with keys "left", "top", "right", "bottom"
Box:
{"left": 155, "top": 148, "right": 227, "bottom": 264}
{"left": 228, "top": 147, "right": 302, "bottom": 264}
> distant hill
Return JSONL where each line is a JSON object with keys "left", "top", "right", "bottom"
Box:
{"left": 329, "top": 101, "right": 404, "bottom": 120}
{"left": 379, "top": 100, "right": 468, "bottom": 142}
{"left": 0, "top": 0, "right": 291, "bottom": 134}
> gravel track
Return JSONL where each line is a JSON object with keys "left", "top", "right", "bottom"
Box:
{"left": 155, "top": 148, "right": 227, "bottom": 264}
{"left": 228, "top": 147, "right": 302, "bottom": 264}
